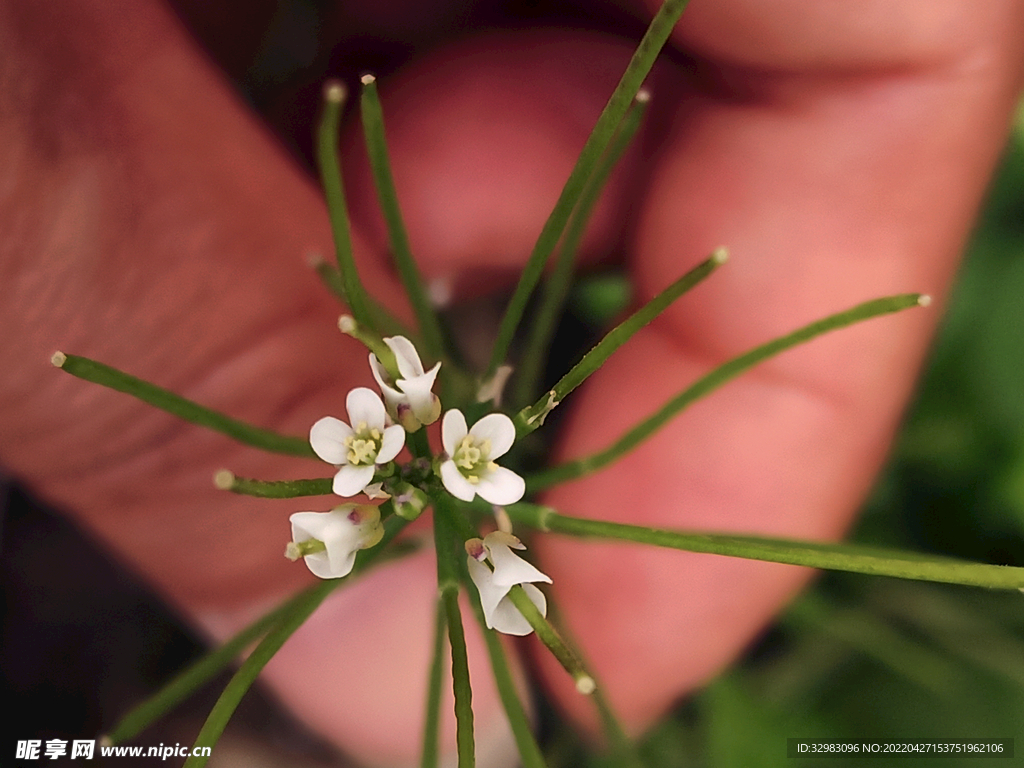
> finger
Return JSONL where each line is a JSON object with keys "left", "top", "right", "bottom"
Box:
{"left": 0, "top": 0, "right": 392, "bottom": 615}
{"left": 534, "top": 0, "right": 1024, "bottom": 730}
{"left": 341, "top": 30, "right": 649, "bottom": 298}
{"left": 329, "top": 3, "right": 1024, "bottom": 737}
{"left": 0, "top": 2, "right": 508, "bottom": 764}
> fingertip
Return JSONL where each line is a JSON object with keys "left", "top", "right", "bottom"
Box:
{"left": 341, "top": 31, "right": 648, "bottom": 294}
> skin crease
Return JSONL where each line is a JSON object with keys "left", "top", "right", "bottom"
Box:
{"left": 1, "top": 0, "right": 1023, "bottom": 766}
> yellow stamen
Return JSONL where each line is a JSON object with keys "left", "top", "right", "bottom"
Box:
{"left": 348, "top": 438, "right": 378, "bottom": 465}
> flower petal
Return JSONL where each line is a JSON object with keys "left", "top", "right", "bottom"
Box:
{"left": 385, "top": 336, "right": 426, "bottom": 379}
{"left": 485, "top": 539, "right": 552, "bottom": 589}
{"left": 322, "top": 518, "right": 361, "bottom": 576}
{"left": 442, "top": 409, "right": 468, "bottom": 456}
{"left": 488, "top": 584, "right": 547, "bottom": 636}
{"left": 300, "top": 550, "right": 339, "bottom": 579}
{"left": 440, "top": 459, "right": 476, "bottom": 502}
{"left": 475, "top": 466, "right": 526, "bottom": 506}
{"left": 377, "top": 424, "right": 406, "bottom": 463}
{"left": 467, "top": 556, "right": 510, "bottom": 628}
{"left": 469, "top": 413, "right": 516, "bottom": 459}
{"left": 369, "top": 353, "right": 405, "bottom": 412}
{"left": 290, "top": 510, "right": 328, "bottom": 542}
{"left": 333, "top": 464, "right": 375, "bottom": 497}
{"left": 309, "top": 417, "right": 353, "bottom": 465}
{"left": 322, "top": 547, "right": 359, "bottom": 579}
{"left": 397, "top": 361, "right": 441, "bottom": 424}
{"left": 290, "top": 509, "right": 359, "bottom": 579}
{"left": 346, "top": 387, "right": 387, "bottom": 430}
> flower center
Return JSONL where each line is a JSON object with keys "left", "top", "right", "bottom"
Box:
{"left": 344, "top": 421, "right": 382, "bottom": 466}
{"left": 453, "top": 436, "right": 496, "bottom": 484}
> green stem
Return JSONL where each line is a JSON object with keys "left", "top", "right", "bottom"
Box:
{"left": 513, "top": 94, "right": 649, "bottom": 408}
{"left": 592, "top": 681, "right": 645, "bottom": 768}
{"left": 527, "top": 293, "right": 927, "bottom": 483}
{"left": 506, "top": 586, "right": 595, "bottom": 695}
{"left": 485, "top": 0, "right": 693, "bottom": 377}
{"left": 316, "top": 81, "right": 373, "bottom": 329}
{"left": 407, "top": 425, "right": 432, "bottom": 460}
{"left": 52, "top": 352, "right": 313, "bottom": 457}
{"left": 540, "top": 593, "right": 643, "bottom": 767}
{"left": 182, "top": 581, "right": 335, "bottom": 767}
{"left": 420, "top": 599, "right": 447, "bottom": 768}
{"left": 465, "top": 580, "right": 548, "bottom": 768}
{"left": 433, "top": 495, "right": 483, "bottom": 542}
{"left": 360, "top": 75, "right": 447, "bottom": 360}
{"left": 309, "top": 254, "right": 413, "bottom": 338}
{"left": 214, "top": 472, "right": 332, "bottom": 498}
{"left": 514, "top": 248, "right": 726, "bottom": 436}
{"left": 104, "top": 586, "right": 306, "bottom": 744}
{"left": 309, "top": 251, "right": 348, "bottom": 301}
{"left": 434, "top": 498, "right": 475, "bottom": 767}
{"left": 174, "top": 513, "right": 409, "bottom": 767}
{"left": 108, "top": 510, "right": 409, "bottom": 744}
{"left": 338, "top": 314, "right": 401, "bottom": 376}
{"left": 442, "top": 589, "right": 474, "bottom": 768}
{"left": 504, "top": 503, "right": 1024, "bottom": 590}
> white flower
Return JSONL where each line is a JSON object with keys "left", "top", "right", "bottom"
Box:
{"left": 370, "top": 336, "right": 441, "bottom": 431}
{"left": 440, "top": 409, "right": 525, "bottom": 505}
{"left": 287, "top": 505, "right": 384, "bottom": 579}
{"left": 466, "top": 532, "right": 551, "bottom": 635}
{"left": 310, "top": 388, "right": 405, "bottom": 497}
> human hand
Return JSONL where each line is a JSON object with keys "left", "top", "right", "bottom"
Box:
{"left": 1, "top": 0, "right": 1021, "bottom": 765}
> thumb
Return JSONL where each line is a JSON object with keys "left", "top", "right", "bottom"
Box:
{"left": 0, "top": 1, "right": 511, "bottom": 765}
{"left": 534, "top": 0, "right": 1024, "bottom": 732}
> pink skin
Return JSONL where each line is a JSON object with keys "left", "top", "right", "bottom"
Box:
{"left": 1, "top": 0, "right": 1022, "bottom": 763}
